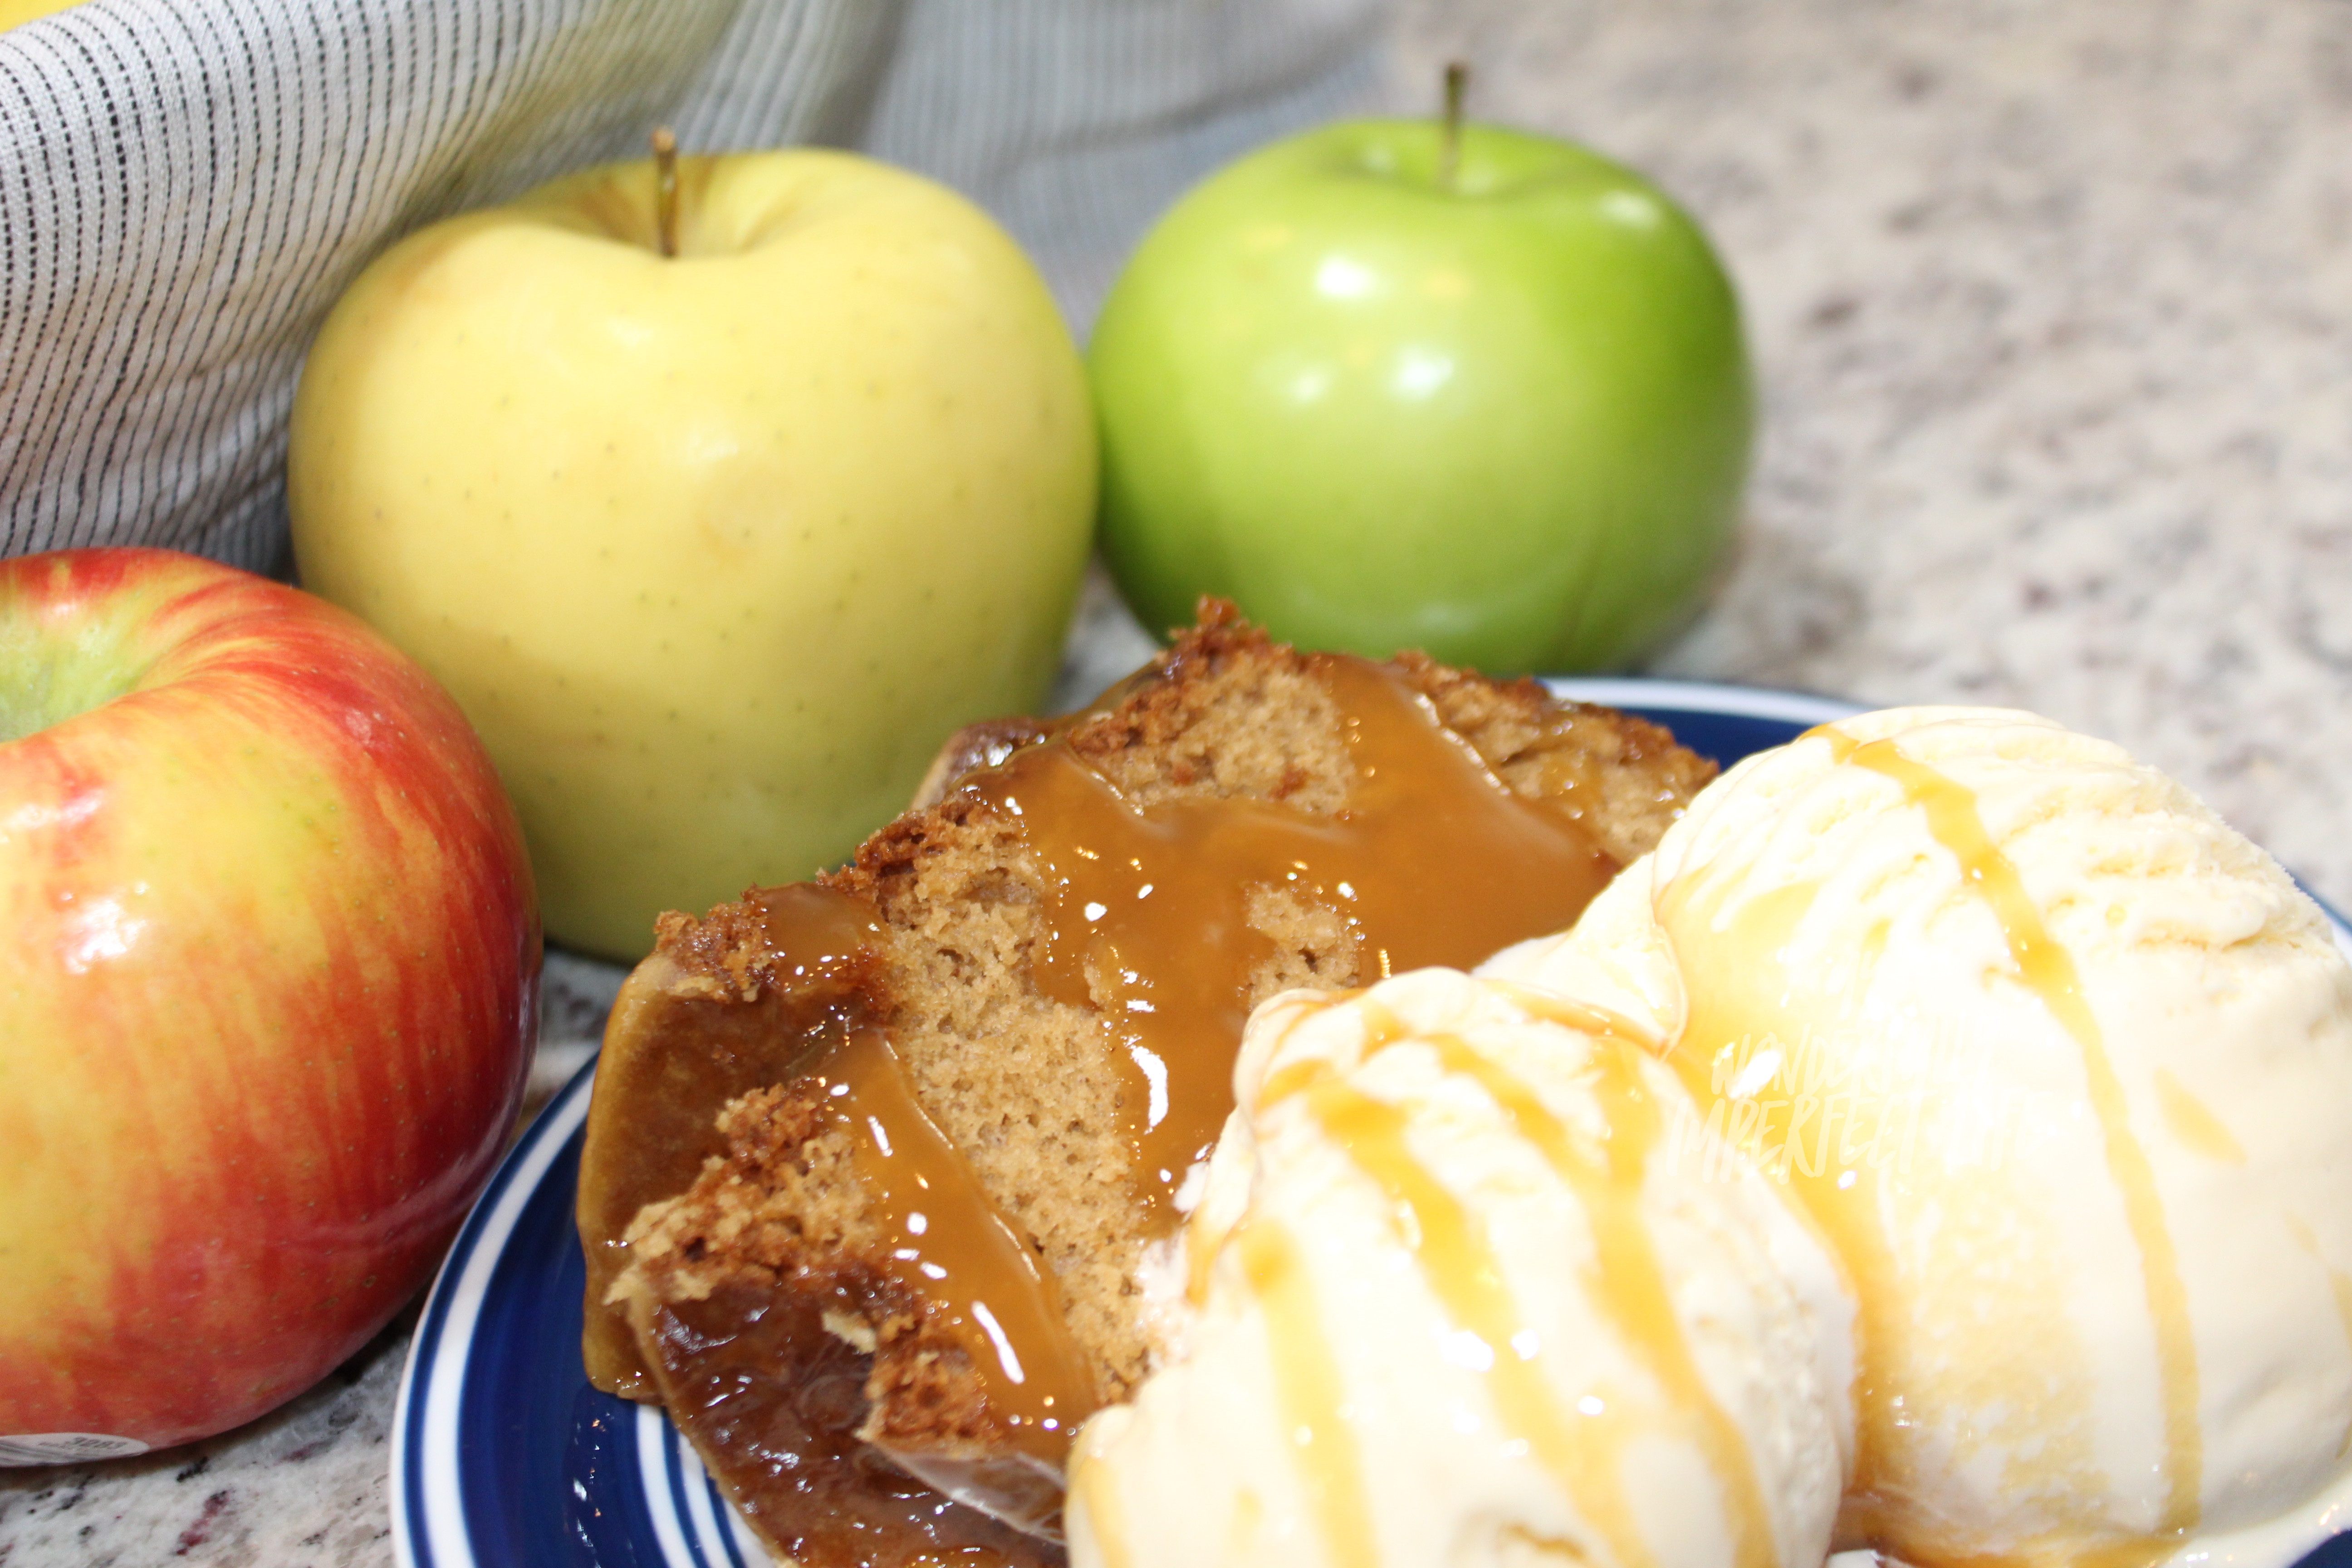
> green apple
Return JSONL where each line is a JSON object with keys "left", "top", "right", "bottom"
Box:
{"left": 290, "top": 148, "right": 1094, "bottom": 960}
{"left": 1091, "top": 116, "right": 1752, "bottom": 674}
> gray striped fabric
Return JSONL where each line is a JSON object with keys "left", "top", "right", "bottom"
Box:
{"left": 0, "top": 0, "right": 1382, "bottom": 573}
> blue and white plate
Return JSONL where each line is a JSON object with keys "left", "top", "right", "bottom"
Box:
{"left": 390, "top": 680, "right": 2352, "bottom": 1568}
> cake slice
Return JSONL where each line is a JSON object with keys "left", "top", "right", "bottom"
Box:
{"left": 575, "top": 605, "right": 1713, "bottom": 1567}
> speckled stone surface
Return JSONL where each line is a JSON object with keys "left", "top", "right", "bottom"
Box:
{"left": 8, "top": 2, "right": 2349, "bottom": 1562}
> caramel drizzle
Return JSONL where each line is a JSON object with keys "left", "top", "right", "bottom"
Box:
{"left": 1249, "top": 1004, "right": 1777, "bottom": 1568}
{"left": 958, "top": 653, "right": 1616, "bottom": 1225}
{"left": 631, "top": 654, "right": 1616, "bottom": 1534}
{"left": 1277, "top": 1064, "right": 1652, "bottom": 1568}
{"left": 1181, "top": 990, "right": 1410, "bottom": 1312}
{"left": 1236, "top": 1217, "right": 1378, "bottom": 1568}
{"left": 1423, "top": 1033, "right": 1778, "bottom": 1568}
{"left": 805, "top": 1021, "right": 1098, "bottom": 1465}
{"left": 578, "top": 884, "right": 890, "bottom": 1399}
{"left": 589, "top": 883, "right": 1077, "bottom": 1563}
{"left": 1484, "top": 981, "right": 1665, "bottom": 1055}
{"left": 1651, "top": 866, "right": 1902, "bottom": 1525}
{"left": 1661, "top": 725, "right": 2218, "bottom": 1562}
{"left": 2151, "top": 1070, "right": 2244, "bottom": 1166}
{"left": 1251, "top": 992, "right": 1414, "bottom": 1112}
{"left": 1657, "top": 729, "right": 2220, "bottom": 1559}
{"left": 1815, "top": 728, "right": 2204, "bottom": 1542}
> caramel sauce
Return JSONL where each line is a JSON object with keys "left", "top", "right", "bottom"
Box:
{"left": 578, "top": 884, "right": 887, "bottom": 1397}
{"left": 1245, "top": 1001, "right": 1776, "bottom": 1568}
{"left": 589, "top": 652, "right": 1626, "bottom": 1562}
{"left": 587, "top": 885, "right": 1088, "bottom": 1563}
{"left": 959, "top": 652, "right": 1617, "bottom": 1223}
{"left": 1250, "top": 993, "right": 1415, "bottom": 1112}
{"left": 1281, "top": 1065, "right": 1651, "bottom": 1568}
{"left": 1427, "top": 1033, "right": 1777, "bottom": 1568}
{"left": 1651, "top": 862, "right": 1918, "bottom": 1547}
{"left": 636, "top": 1283, "right": 1057, "bottom": 1568}
{"left": 1827, "top": 730, "right": 2203, "bottom": 1544}
{"left": 1485, "top": 982, "right": 1665, "bottom": 1055}
{"left": 1233, "top": 1217, "right": 1377, "bottom": 1568}
{"left": 806, "top": 1024, "right": 1098, "bottom": 1471}
{"left": 1658, "top": 725, "right": 2205, "bottom": 1566}
{"left": 2151, "top": 1070, "right": 2245, "bottom": 1166}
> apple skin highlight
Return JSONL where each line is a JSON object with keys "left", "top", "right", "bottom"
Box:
{"left": 0, "top": 549, "right": 539, "bottom": 1450}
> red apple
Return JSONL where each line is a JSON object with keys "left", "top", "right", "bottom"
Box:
{"left": 0, "top": 549, "right": 538, "bottom": 1456}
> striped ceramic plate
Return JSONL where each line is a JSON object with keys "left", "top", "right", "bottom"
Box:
{"left": 389, "top": 680, "right": 2352, "bottom": 1568}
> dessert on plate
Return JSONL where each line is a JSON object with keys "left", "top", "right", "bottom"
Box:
{"left": 580, "top": 632, "right": 2352, "bottom": 1568}
{"left": 573, "top": 604, "right": 1715, "bottom": 1565}
{"left": 1041, "top": 708, "right": 2352, "bottom": 1568}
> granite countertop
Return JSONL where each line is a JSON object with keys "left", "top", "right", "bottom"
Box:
{"left": 7, "top": 0, "right": 2349, "bottom": 1562}
{"left": 1412, "top": 0, "right": 2352, "bottom": 909}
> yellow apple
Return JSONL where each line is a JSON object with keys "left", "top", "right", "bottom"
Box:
{"left": 289, "top": 149, "right": 1094, "bottom": 959}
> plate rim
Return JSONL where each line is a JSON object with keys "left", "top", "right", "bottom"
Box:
{"left": 1543, "top": 675, "right": 1866, "bottom": 726}
{"left": 390, "top": 677, "right": 2352, "bottom": 1568}
{"left": 392, "top": 1058, "right": 600, "bottom": 1568}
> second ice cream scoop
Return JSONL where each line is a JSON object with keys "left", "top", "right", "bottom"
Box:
{"left": 1493, "top": 706, "right": 2352, "bottom": 1568}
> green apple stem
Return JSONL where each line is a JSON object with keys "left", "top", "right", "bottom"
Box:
{"left": 1439, "top": 61, "right": 1468, "bottom": 189}
{"left": 652, "top": 126, "right": 680, "bottom": 259}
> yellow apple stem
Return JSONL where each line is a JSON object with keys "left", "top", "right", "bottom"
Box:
{"left": 652, "top": 126, "right": 680, "bottom": 259}
{"left": 1439, "top": 61, "right": 1468, "bottom": 190}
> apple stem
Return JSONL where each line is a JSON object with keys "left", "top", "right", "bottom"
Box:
{"left": 1439, "top": 61, "right": 1468, "bottom": 189}
{"left": 652, "top": 126, "right": 680, "bottom": 259}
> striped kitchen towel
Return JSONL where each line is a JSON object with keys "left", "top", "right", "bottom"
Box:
{"left": 0, "top": 0, "right": 1382, "bottom": 571}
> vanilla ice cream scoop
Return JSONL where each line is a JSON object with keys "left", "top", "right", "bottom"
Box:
{"left": 1490, "top": 706, "right": 2352, "bottom": 1568}
{"left": 1066, "top": 966, "right": 1855, "bottom": 1568}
